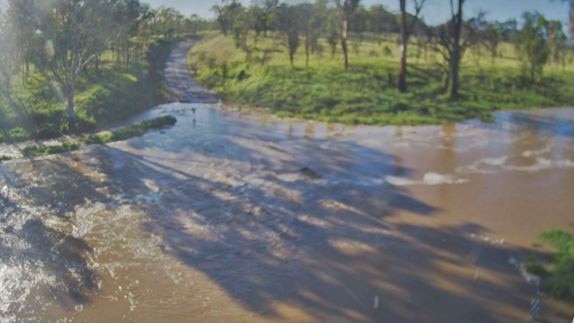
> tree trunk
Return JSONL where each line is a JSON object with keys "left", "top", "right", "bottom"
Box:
{"left": 448, "top": 0, "right": 464, "bottom": 99}
{"left": 4, "top": 78, "right": 11, "bottom": 97}
{"left": 341, "top": 17, "right": 349, "bottom": 69}
{"left": 398, "top": 0, "right": 408, "bottom": 93}
{"left": 66, "top": 84, "right": 76, "bottom": 131}
{"left": 448, "top": 49, "right": 460, "bottom": 98}
{"left": 305, "top": 34, "right": 310, "bottom": 67}
{"left": 443, "top": 72, "right": 450, "bottom": 92}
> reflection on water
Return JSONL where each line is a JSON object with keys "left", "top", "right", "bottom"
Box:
{"left": 1, "top": 104, "right": 573, "bottom": 322}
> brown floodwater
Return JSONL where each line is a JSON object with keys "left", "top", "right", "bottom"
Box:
{"left": 0, "top": 41, "right": 573, "bottom": 322}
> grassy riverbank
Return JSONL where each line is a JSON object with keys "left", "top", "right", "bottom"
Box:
{"left": 189, "top": 34, "right": 574, "bottom": 125}
{"left": 528, "top": 230, "right": 574, "bottom": 303}
{"left": 21, "top": 115, "right": 177, "bottom": 157}
{"left": 0, "top": 40, "right": 174, "bottom": 143}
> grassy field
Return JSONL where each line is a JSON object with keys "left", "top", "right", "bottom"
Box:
{"left": 189, "top": 34, "right": 574, "bottom": 125}
{"left": 0, "top": 40, "right": 174, "bottom": 143}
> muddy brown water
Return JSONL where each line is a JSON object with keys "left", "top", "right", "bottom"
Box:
{"left": 0, "top": 41, "right": 573, "bottom": 322}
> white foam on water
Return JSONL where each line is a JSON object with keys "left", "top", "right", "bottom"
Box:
{"left": 506, "top": 157, "right": 574, "bottom": 173}
{"left": 385, "top": 172, "right": 469, "bottom": 186}
{"left": 384, "top": 176, "right": 418, "bottom": 186}
{"left": 457, "top": 156, "right": 509, "bottom": 174}
{"left": 522, "top": 143, "right": 552, "bottom": 158}
{"left": 483, "top": 156, "right": 510, "bottom": 166}
{"left": 459, "top": 155, "right": 574, "bottom": 174}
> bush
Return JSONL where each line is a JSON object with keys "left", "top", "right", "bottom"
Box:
{"left": 35, "top": 128, "right": 62, "bottom": 140}
{"left": 22, "top": 142, "right": 80, "bottom": 157}
{"left": 6, "top": 128, "right": 31, "bottom": 142}
{"left": 536, "top": 230, "right": 574, "bottom": 302}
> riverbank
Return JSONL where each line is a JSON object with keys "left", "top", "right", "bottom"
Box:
{"left": 0, "top": 39, "right": 175, "bottom": 144}
{"left": 19, "top": 115, "right": 177, "bottom": 158}
{"left": 188, "top": 34, "right": 574, "bottom": 125}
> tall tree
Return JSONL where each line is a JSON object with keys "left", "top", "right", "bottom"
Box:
{"left": 32, "top": 0, "right": 112, "bottom": 130}
{"left": 212, "top": 0, "right": 242, "bottom": 36}
{"left": 447, "top": 0, "right": 465, "bottom": 99}
{"left": 251, "top": 0, "right": 279, "bottom": 36}
{"left": 0, "top": 9, "right": 20, "bottom": 97}
{"left": 6, "top": 0, "right": 37, "bottom": 78}
{"left": 397, "top": 0, "right": 426, "bottom": 93}
{"left": 546, "top": 20, "right": 567, "bottom": 65}
{"left": 518, "top": 12, "right": 550, "bottom": 80}
{"left": 481, "top": 24, "right": 500, "bottom": 65}
{"left": 295, "top": 3, "right": 320, "bottom": 67}
{"left": 277, "top": 4, "right": 300, "bottom": 67}
{"left": 334, "top": 0, "right": 360, "bottom": 69}
{"left": 435, "top": 0, "right": 466, "bottom": 99}
{"left": 111, "top": 0, "right": 148, "bottom": 66}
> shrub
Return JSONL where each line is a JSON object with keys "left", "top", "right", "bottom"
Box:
{"left": 536, "top": 230, "right": 574, "bottom": 302}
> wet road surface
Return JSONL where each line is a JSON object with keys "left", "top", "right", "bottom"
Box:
{"left": 1, "top": 41, "right": 573, "bottom": 322}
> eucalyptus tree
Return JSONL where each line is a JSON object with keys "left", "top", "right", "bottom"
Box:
{"left": 251, "top": 0, "right": 279, "bottom": 36}
{"left": 6, "top": 0, "right": 37, "bottom": 77}
{"left": 212, "top": 0, "right": 243, "bottom": 36}
{"left": 546, "top": 20, "right": 567, "bottom": 65}
{"left": 0, "top": 10, "right": 20, "bottom": 97}
{"left": 517, "top": 12, "right": 550, "bottom": 80}
{"left": 481, "top": 23, "right": 500, "bottom": 64}
{"left": 434, "top": 0, "right": 466, "bottom": 99}
{"left": 294, "top": 3, "right": 321, "bottom": 67}
{"left": 334, "top": 0, "right": 360, "bottom": 69}
{"left": 277, "top": 3, "right": 300, "bottom": 67}
{"left": 110, "top": 0, "right": 149, "bottom": 65}
{"left": 32, "top": 0, "right": 113, "bottom": 130}
{"left": 397, "top": 0, "right": 426, "bottom": 92}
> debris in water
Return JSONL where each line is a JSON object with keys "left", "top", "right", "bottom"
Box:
{"left": 299, "top": 167, "right": 321, "bottom": 179}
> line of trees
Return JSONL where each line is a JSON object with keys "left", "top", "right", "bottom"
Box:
{"left": 0, "top": 0, "right": 211, "bottom": 130}
{"left": 213, "top": 0, "right": 573, "bottom": 99}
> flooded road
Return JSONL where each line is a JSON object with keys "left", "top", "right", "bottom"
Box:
{"left": 1, "top": 41, "right": 573, "bottom": 322}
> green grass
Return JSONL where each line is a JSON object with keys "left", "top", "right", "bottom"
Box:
{"left": 529, "top": 230, "right": 574, "bottom": 303}
{"left": 82, "top": 115, "right": 177, "bottom": 144}
{"left": 189, "top": 34, "right": 574, "bottom": 125}
{"left": 22, "top": 115, "right": 177, "bottom": 157}
{"left": 0, "top": 39, "right": 174, "bottom": 143}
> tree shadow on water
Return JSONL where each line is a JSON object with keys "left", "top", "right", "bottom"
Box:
{"left": 93, "top": 141, "right": 433, "bottom": 321}
{"left": 91, "top": 138, "right": 562, "bottom": 322}
{"left": 0, "top": 131, "right": 565, "bottom": 321}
